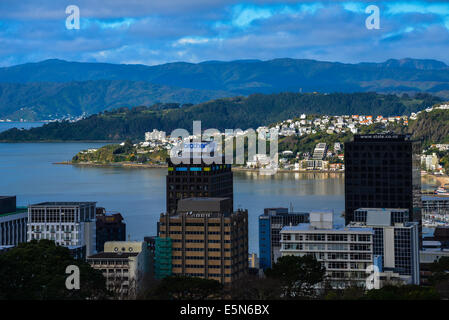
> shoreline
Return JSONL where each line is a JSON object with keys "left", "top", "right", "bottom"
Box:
{"left": 54, "top": 161, "right": 344, "bottom": 173}
{"left": 55, "top": 162, "right": 449, "bottom": 186}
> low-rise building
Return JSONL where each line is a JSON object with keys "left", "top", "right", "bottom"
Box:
{"left": 280, "top": 211, "right": 374, "bottom": 288}
{"left": 87, "top": 241, "right": 152, "bottom": 298}
{"left": 259, "top": 208, "right": 309, "bottom": 270}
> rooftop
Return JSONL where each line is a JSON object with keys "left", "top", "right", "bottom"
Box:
{"left": 87, "top": 252, "right": 139, "bottom": 259}
{"left": 281, "top": 223, "right": 373, "bottom": 233}
{"left": 0, "top": 206, "right": 27, "bottom": 218}
{"left": 30, "top": 202, "right": 96, "bottom": 207}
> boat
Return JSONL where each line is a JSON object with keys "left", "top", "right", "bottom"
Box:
{"left": 434, "top": 187, "right": 449, "bottom": 196}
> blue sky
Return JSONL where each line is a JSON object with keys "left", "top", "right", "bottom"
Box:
{"left": 0, "top": 0, "right": 448, "bottom": 66}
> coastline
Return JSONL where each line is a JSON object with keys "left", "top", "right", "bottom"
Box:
{"left": 54, "top": 162, "right": 449, "bottom": 186}
{"left": 54, "top": 161, "right": 342, "bottom": 174}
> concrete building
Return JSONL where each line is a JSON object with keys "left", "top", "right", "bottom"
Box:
{"left": 349, "top": 208, "right": 420, "bottom": 285}
{"left": 280, "top": 211, "right": 374, "bottom": 288}
{"left": 27, "top": 202, "right": 97, "bottom": 258}
{"left": 258, "top": 208, "right": 309, "bottom": 270}
{"left": 0, "top": 196, "right": 27, "bottom": 246}
{"left": 157, "top": 197, "right": 248, "bottom": 284}
{"left": 87, "top": 241, "right": 152, "bottom": 298}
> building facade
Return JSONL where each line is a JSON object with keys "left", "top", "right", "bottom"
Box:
{"left": 350, "top": 208, "right": 420, "bottom": 285}
{"left": 0, "top": 196, "right": 27, "bottom": 246}
{"left": 166, "top": 156, "right": 233, "bottom": 215}
{"left": 27, "top": 202, "right": 96, "bottom": 257}
{"left": 96, "top": 208, "right": 126, "bottom": 252}
{"left": 87, "top": 241, "right": 151, "bottom": 298}
{"left": 280, "top": 211, "right": 374, "bottom": 288}
{"left": 259, "top": 208, "right": 309, "bottom": 270}
{"left": 344, "top": 134, "right": 421, "bottom": 226}
{"left": 157, "top": 197, "right": 248, "bottom": 284}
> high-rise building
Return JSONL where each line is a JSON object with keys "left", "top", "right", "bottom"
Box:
{"left": 259, "top": 208, "right": 309, "bottom": 270}
{"left": 0, "top": 196, "right": 28, "bottom": 247}
{"left": 350, "top": 208, "right": 420, "bottom": 285}
{"left": 157, "top": 197, "right": 248, "bottom": 284}
{"left": 96, "top": 208, "right": 126, "bottom": 252}
{"left": 344, "top": 134, "right": 421, "bottom": 225}
{"left": 166, "top": 152, "right": 233, "bottom": 215}
{"left": 27, "top": 202, "right": 97, "bottom": 258}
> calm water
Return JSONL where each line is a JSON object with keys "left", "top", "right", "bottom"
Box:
{"left": 0, "top": 121, "right": 45, "bottom": 132}
{"left": 0, "top": 123, "right": 438, "bottom": 253}
{"left": 0, "top": 142, "right": 349, "bottom": 253}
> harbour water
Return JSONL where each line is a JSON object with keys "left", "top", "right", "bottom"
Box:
{"left": 0, "top": 123, "right": 440, "bottom": 253}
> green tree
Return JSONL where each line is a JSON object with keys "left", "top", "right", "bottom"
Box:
{"left": 264, "top": 254, "right": 326, "bottom": 299}
{"left": 362, "top": 285, "right": 439, "bottom": 300}
{"left": 226, "top": 274, "right": 283, "bottom": 300}
{"left": 145, "top": 276, "right": 222, "bottom": 300}
{"left": 0, "top": 240, "right": 110, "bottom": 300}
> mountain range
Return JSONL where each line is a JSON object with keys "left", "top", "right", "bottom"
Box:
{"left": 0, "top": 58, "right": 449, "bottom": 120}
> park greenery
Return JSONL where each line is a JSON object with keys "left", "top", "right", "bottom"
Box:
{"left": 0, "top": 240, "right": 110, "bottom": 300}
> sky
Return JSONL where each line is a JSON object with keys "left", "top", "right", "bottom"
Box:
{"left": 0, "top": 0, "right": 449, "bottom": 67}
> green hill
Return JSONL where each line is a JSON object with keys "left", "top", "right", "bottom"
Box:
{"left": 0, "top": 92, "right": 440, "bottom": 142}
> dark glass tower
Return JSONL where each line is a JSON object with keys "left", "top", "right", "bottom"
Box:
{"left": 344, "top": 134, "right": 421, "bottom": 226}
{"left": 166, "top": 156, "right": 233, "bottom": 215}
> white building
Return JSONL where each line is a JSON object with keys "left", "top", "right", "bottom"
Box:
{"left": 349, "top": 208, "right": 420, "bottom": 285}
{"left": 145, "top": 129, "right": 166, "bottom": 142}
{"left": 87, "top": 241, "right": 152, "bottom": 298}
{"left": 27, "top": 202, "right": 97, "bottom": 258}
{"left": 280, "top": 211, "right": 374, "bottom": 288}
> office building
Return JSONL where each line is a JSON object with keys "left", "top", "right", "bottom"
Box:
{"left": 344, "top": 134, "right": 421, "bottom": 225}
{"left": 280, "top": 211, "right": 374, "bottom": 288}
{"left": 0, "top": 196, "right": 28, "bottom": 246}
{"left": 157, "top": 197, "right": 248, "bottom": 284}
{"left": 27, "top": 202, "right": 97, "bottom": 258}
{"left": 349, "top": 208, "right": 420, "bottom": 285}
{"left": 259, "top": 208, "right": 309, "bottom": 270}
{"left": 87, "top": 241, "right": 152, "bottom": 298}
{"left": 166, "top": 150, "right": 233, "bottom": 215}
{"left": 96, "top": 208, "right": 126, "bottom": 252}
